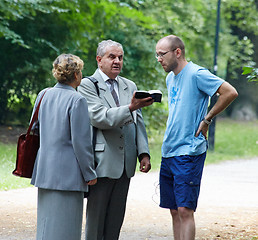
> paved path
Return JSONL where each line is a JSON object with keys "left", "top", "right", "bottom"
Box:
{"left": 0, "top": 158, "right": 258, "bottom": 239}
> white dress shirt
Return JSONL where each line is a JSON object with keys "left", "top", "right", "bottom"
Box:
{"left": 98, "top": 69, "right": 120, "bottom": 101}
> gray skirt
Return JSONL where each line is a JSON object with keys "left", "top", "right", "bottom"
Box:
{"left": 37, "top": 188, "right": 84, "bottom": 240}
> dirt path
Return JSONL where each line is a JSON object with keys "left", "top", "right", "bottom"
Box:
{"left": 1, "top": 158, "right": 258, "bottom": 240}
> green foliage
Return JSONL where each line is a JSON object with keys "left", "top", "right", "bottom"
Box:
{"left": 0, "top": 0, "right": 67, "bottom": 47}
{"left": 1, "top": 0, "right": 258, "bottom": 127}
{"left": 226, "top": 37, "right": 254, "bottom": 80}
{"left": 242, "top": 66, "right": 258, "bottom": 83}
{"left": 221, "top": 0, "right": 258, "bottom": 111}
{"left": 0, "top": 0, "right": 67, "bottom": 124}
{"left": 223, "top": 0, "right": 258, "bottom": 35}
{"left": 0, "top": 0, "right": 161, "bottom": 123}
{"left": 141, "top": 96, "right": 168, "bottom": 132}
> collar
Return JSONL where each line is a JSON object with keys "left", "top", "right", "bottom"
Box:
{"left": 98, "top": 68, "right": 118, "bottom": 83}
{"left": 54, "top": 82, "right": 76, "bottom": 91}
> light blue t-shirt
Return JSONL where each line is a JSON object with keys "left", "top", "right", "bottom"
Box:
{"left": 162, "top": 61, "right": 224, "bottom": 157}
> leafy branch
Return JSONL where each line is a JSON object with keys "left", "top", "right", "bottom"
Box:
{"left": 242, "top": 66, "right": 258, "bottom": 83}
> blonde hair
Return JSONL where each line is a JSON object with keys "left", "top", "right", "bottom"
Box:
{"left": 52, "top": 54, "right": 84, "bottom": 84}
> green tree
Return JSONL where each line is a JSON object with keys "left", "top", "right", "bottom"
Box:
{"left": 1, "top": 0, "right": 258, "bottom": 127}
{"left": 222, "top": 0, "right": 258, "bottom": 115}
{"left": 0, "top": 0, "right": 163, "bottom": 126}
{"left": 0, "top": 0, "right": 67, "bottom": 124}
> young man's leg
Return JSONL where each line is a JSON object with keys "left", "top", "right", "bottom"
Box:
{"left": 170, "top": 209, "right": 180, "bottom": 240}
{"left": 160, "top": 157, "right": 186, "bottom": 240}
{"left": 160, "top": 154, "right": 205, "bottom": 240}
{"left": 169, "top": 153, "right": 206, "bottom": 240}
{"left": 170, "top": 207, "right": 195, "bottom": 240}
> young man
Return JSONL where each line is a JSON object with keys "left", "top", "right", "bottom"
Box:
{"left": 156, "top": 35, "right": 238, "bottom": 240}
{"left": 78, "top": 40, "right": 153, "bottom": 240}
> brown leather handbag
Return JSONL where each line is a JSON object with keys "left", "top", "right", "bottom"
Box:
{"left": 12, "top": 89, "right": 48, "bottom": 178}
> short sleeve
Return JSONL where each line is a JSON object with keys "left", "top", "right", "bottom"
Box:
{"left": 196, "top": 69, "right": 224, "bottom": 97}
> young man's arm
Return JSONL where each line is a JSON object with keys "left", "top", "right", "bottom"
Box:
{"left": 195, "top": 81, "right": 238, "bottom": 138}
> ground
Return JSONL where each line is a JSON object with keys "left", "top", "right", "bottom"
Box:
{"left": 0, "top": 125, "right": 258, "bottom": 239}
{"left": 0, "top": 125, "right": 27, "bottom": 144}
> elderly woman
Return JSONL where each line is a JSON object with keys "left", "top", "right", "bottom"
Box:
{"left": 30, "top": 54, "right": 97, "bottom": 240}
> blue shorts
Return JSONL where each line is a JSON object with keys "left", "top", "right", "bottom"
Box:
{"left": 159, "top": 152, "right": 206, "bottom": 211}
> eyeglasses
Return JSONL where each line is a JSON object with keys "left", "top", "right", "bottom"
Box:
{"left": 155, "top": 48, "right": 178, "bottom": 59}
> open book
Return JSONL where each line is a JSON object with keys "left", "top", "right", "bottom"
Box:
{"left": 135, "top": 90, "right": 162, "bottom": 102}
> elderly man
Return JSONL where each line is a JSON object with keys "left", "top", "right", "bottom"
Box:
{"left": 156, "top": 35, "right": 238, "bottom": 240}
{"left": 78, "top": 40, "right": 153, "bottom": 240}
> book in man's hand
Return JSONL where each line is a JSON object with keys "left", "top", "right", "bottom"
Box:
{"left": 135, "top": 90, "right": 162, "bottom": 102}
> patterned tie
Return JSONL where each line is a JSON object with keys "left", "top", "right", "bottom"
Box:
{"left": 108, "top": 79, "right": 120, "bottom": 107}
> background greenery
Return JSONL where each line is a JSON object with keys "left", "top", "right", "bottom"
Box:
{"left": 1, "top": 0, "right": 258, "bottom": 127}
{"left": 0, "top": 0, "right": 258, "bottom": 190}
{"left": 1, "top": 119, "right": 258, "bottom": 191}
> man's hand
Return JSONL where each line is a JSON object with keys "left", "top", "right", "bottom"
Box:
{"left": 129, "top": 92, "right": 154, "bottom": 112}
{"left": 139, "top": 154, "right": 151, "bottom": 173}
{"left": 195, "top": 121, "right": 209, "bottom": 139}
{"left": 87, "top": 178, "right": 97, "bottom": 185}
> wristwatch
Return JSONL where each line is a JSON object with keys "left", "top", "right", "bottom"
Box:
{"left": 203, "top": 118, "right": 212, "bottom": 125}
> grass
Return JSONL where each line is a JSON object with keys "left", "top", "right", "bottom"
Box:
{"left": 1, "top": 119, "right": 258, "bottom": 190}
{"left": 145, "top": 118, "right": 258, "bottom": 170}
{"left": 205, "top": 118, "right": 258, "bottom": 164}
{"left": 0, "top": 143, "right": 31, "bottom": 191}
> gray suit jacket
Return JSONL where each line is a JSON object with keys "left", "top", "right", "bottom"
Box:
{"left": 78, "top": 69, "right": 150, "bottom": 179}
{"left": 31, "top": 83, "right": 97, "bottom": 192}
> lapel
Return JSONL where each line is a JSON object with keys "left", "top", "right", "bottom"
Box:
{"left": 92, "top": 70, "right": 114, "bottom": 108}
{"left": 118, "top": 76, "right": 137, "bottom": 123}
{"left": 117, "top": 76, "right": 130, "bottom": 106}
{"left": 92, "top": 70, "right": 131, "bottom": 108}
{"left": 92, "top": 69, "right": 137, "bottom": 122}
